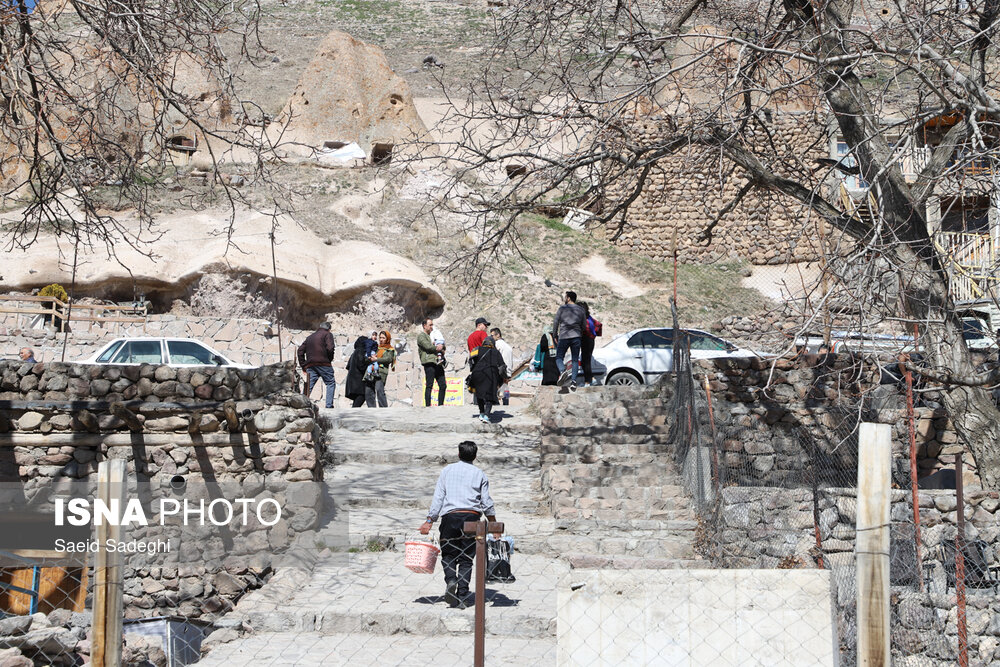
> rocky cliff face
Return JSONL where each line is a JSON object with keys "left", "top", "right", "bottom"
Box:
{"left": 277, "top": 30, "right": 427, "bottom": 157}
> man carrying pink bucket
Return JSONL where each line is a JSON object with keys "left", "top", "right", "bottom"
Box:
{"left": 416, "top": 441, "right": 498, "bottom": 609}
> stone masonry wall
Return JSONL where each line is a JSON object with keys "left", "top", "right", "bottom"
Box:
{"left": 601, "top": 112, "right": 834, "bottom": 265}
{"left": 1, "top": 314, "right": 538, "bottom": 408}
{"left": 0, "top": 360, "right": 324, "bottom": 625}
{"left": 696, "top": 355, "right": 969, "bottom": 486}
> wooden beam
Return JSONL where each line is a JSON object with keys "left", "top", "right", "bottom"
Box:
{"left": 857, "top": 422, "right": 891, "bottom": 667}
{"left": 109, "top": 402, "right": 142, "bottom": 432}
{"left": 92, "top": 459, "right": 125, "bottom": 667}
{"left": 0, "top": 433, "right": 259, "bottom": 447}
{"left": 223, "top": 400, "right": 240, "bottom": 433}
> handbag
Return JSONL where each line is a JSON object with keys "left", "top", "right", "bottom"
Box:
{"left": 486, "top": 537, "right": 516, "bottom": 583}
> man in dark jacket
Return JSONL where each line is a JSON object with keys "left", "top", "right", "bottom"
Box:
{"left": 297, "top": 322, "right": 336, "bottom": 408}
{"left": 552, "top": 291, "right": 586, "bottom": 388}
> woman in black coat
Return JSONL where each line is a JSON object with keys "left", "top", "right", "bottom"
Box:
{"left": 538, "top": 329, "right": 560, "bottom": 386}
{"left": 469, "top": 336, "right": 506, "bottom": 423}
{"left": 345, "top": 336, "right": 369, "bottom": 408}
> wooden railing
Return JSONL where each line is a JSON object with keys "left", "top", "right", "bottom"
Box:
{"left": 0, "top": 295, "right": 147, "bottom": 333}
{"left": 934, "top": 231, "right": 1000, "bottom": 302}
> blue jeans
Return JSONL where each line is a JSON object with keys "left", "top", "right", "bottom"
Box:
{"left": 307, "top": 365, "right": 336, "bottom": 408}
{"left": 555, "top": 337, "right": 581, "bottom": 384}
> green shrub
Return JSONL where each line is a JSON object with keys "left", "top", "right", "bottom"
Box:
{"left": 38, "top": 283, "right": 68, "bottom": 303}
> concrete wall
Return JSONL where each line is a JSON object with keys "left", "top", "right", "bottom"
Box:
{"left": 558, "top": 569, "right": 838, "bottom": 666}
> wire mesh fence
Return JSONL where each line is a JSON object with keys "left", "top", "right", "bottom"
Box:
{"left": 0, "top": 345, "right": 997, "bottom": 666}
{"left": 668, "top": 330, "right": 1000, "bottom": 667}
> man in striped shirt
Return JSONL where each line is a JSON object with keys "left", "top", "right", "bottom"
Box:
{"left": 419, "top": 441, "right": 497, "bottom": 609}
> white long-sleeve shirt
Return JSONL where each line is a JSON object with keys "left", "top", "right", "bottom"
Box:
{"left": 426, "top": 461, "right": 496, "bottom": 522}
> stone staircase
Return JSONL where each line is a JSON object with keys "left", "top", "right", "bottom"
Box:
{"left": 538, "top": 386, "right": 705, "bottom": 569}
{"left": 198, "top": 405, "right": 562, "bottom": 665}
{"left": 199, "top": 387, "right": 705, "bottom": 664}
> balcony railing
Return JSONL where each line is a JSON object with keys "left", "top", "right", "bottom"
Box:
{"left": 933, "top": 231, "right": 999, "bottom": 301}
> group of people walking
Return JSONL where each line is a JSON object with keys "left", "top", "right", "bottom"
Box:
{"left": 536, "top": 290, "right": 601, "bottom": 389}
{"left": 298, "top": 289, "right": 599, "bottom": 410}
{"left": 297, "top": 324, "right": 396, "bottom": 409}
{"left": 418, "top": 315, "right": 514, "bottom": 423}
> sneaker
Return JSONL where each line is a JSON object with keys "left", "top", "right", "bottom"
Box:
{"left": 479, "top": 414, "right": 491, "bottom": 424}
{"left": 569, "top": 382, "right": 577, "bottom": 392}
{"left": 557, "top": 370, "right": 570, "bottom": 385}
{"left": 445, "top": 581, "right": 461, "bottom": 607}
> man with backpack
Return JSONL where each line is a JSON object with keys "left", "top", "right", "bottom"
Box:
{"left": 552, "top": 291, "right": 587, "bottom": 389}
{"left": 297, "top": 322, "right": 337, "bottom": 408}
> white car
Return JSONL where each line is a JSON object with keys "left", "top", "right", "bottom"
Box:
{"left": 592, "top": 327, "right": 762, "bottom": 386}
{"left": 79, "top": 337, "right": 253, "bottom": 368}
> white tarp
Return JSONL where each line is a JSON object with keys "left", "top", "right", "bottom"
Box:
{"left": 317, "top": 142, "right": 367, "bottom": 166}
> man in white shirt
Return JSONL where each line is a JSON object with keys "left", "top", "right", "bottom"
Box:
{"left": 490, "top": 328, "right": 514, "bottom": 405}
{"left": 419, "top": 441, "right": 497, "bottom": 608}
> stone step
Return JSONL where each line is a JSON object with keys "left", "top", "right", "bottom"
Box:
{"left": 224, "top": 552, "right": 566, "bottom": 640}
{"left": 319, "top": 406, "right": 541, "bottom": 436}
{"left": 568, "top": 485, "right": 691, "bottom": 502}
{"left": 542, "top": 421, "right": 671, "bottom": 435}
{"left": 545, "top": 532, "right": 697, "bottom": 559}
{"left": 550, "top": 497, "right": 693, "bottom": 517}
{"left": 326, "top": 462, "right": 541, "bottom": 508}
{"left": 541, "top": 466, "right": 686, "bottom": 492}
{"left": 326, "top": 431, "right": 540, "bottom": 468}
{"left": 312, "top": 503, "right": 557, "bottom": 556}
{"left": 542, "top": 433, "right": 673, "bottom": 445}
{"left": 334, "top": 494, "right": 541, "bottom": 513}
{"left": 198, "top": 631, "right": 556, "bottom": 666}
{"left": 565, "top": 554, "right": 708, "bottom": 570}
{"left": 552, "top": 517, "right": 698, "bottom": 532}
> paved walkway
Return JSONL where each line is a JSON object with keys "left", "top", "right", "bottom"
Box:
{"left": 201, "top": 405, "right": 561, "bottom": 666}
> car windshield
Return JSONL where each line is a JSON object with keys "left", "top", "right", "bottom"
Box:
{"left": 627, "top": 329, "right": 673, "bottom": 348}
{"left": 111, "top": 340, "right": 162, "bottom": 364}
{"left": 167, "top": 340, "right": 221, "bottom": 365}
{"left": 96, "top": 340, "right": 125, "bottom": 363}
{"left": 688, "top": 333, "right": 729, "bottom": 351}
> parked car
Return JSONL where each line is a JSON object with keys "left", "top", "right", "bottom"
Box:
{"left": 793, "top": 330, "right": 917, "bottom": 355}
{"left": 79, "top": 338, "right": 252, "bottom": 368}
{"left": 591, "top": 327, "right": 763, "bottom": 386}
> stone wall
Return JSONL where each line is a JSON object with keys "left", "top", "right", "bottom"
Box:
{"left": 697, "top": 355, "right": 970, "bottom": 486}
{"left": 1, "top": 314, "right": 539, "bottom": 408}
{"left": 0, "top": 360, "right": 324, "bottom": 626}
{"left": 601, "top": 111, "right": 834, "bottom": 265}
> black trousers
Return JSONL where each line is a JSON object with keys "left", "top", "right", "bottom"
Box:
{"left": 581, "top": 336, "right": 595, "bottom": 383}
{"left": 476, "top": 399, "right": 494, "bottom": 415}
{"left": 439, "top": 512, "right": 478, "bottom": 596}
{"left": 423, "top": 363, "right": 446, "bottom": 406}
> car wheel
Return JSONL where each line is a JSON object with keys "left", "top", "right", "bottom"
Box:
{"left": 606, "top": 371, "right": 641, "bottom": 386}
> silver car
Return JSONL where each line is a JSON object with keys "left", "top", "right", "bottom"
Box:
{"left": 79, "top": 337, "right": 252, "bottom": 368}
{"left": 592, "top": 327, "right": 761, "bottom": 386}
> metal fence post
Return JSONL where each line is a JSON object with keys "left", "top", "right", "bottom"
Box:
{"left": 464, "top": 520, "right": 504, "bottom": 667}
{"left": 956, "top": 452, "right": 968, "bottom": 667}
{"left": 903, "top": 369, "right": 923, "bottom": 590}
